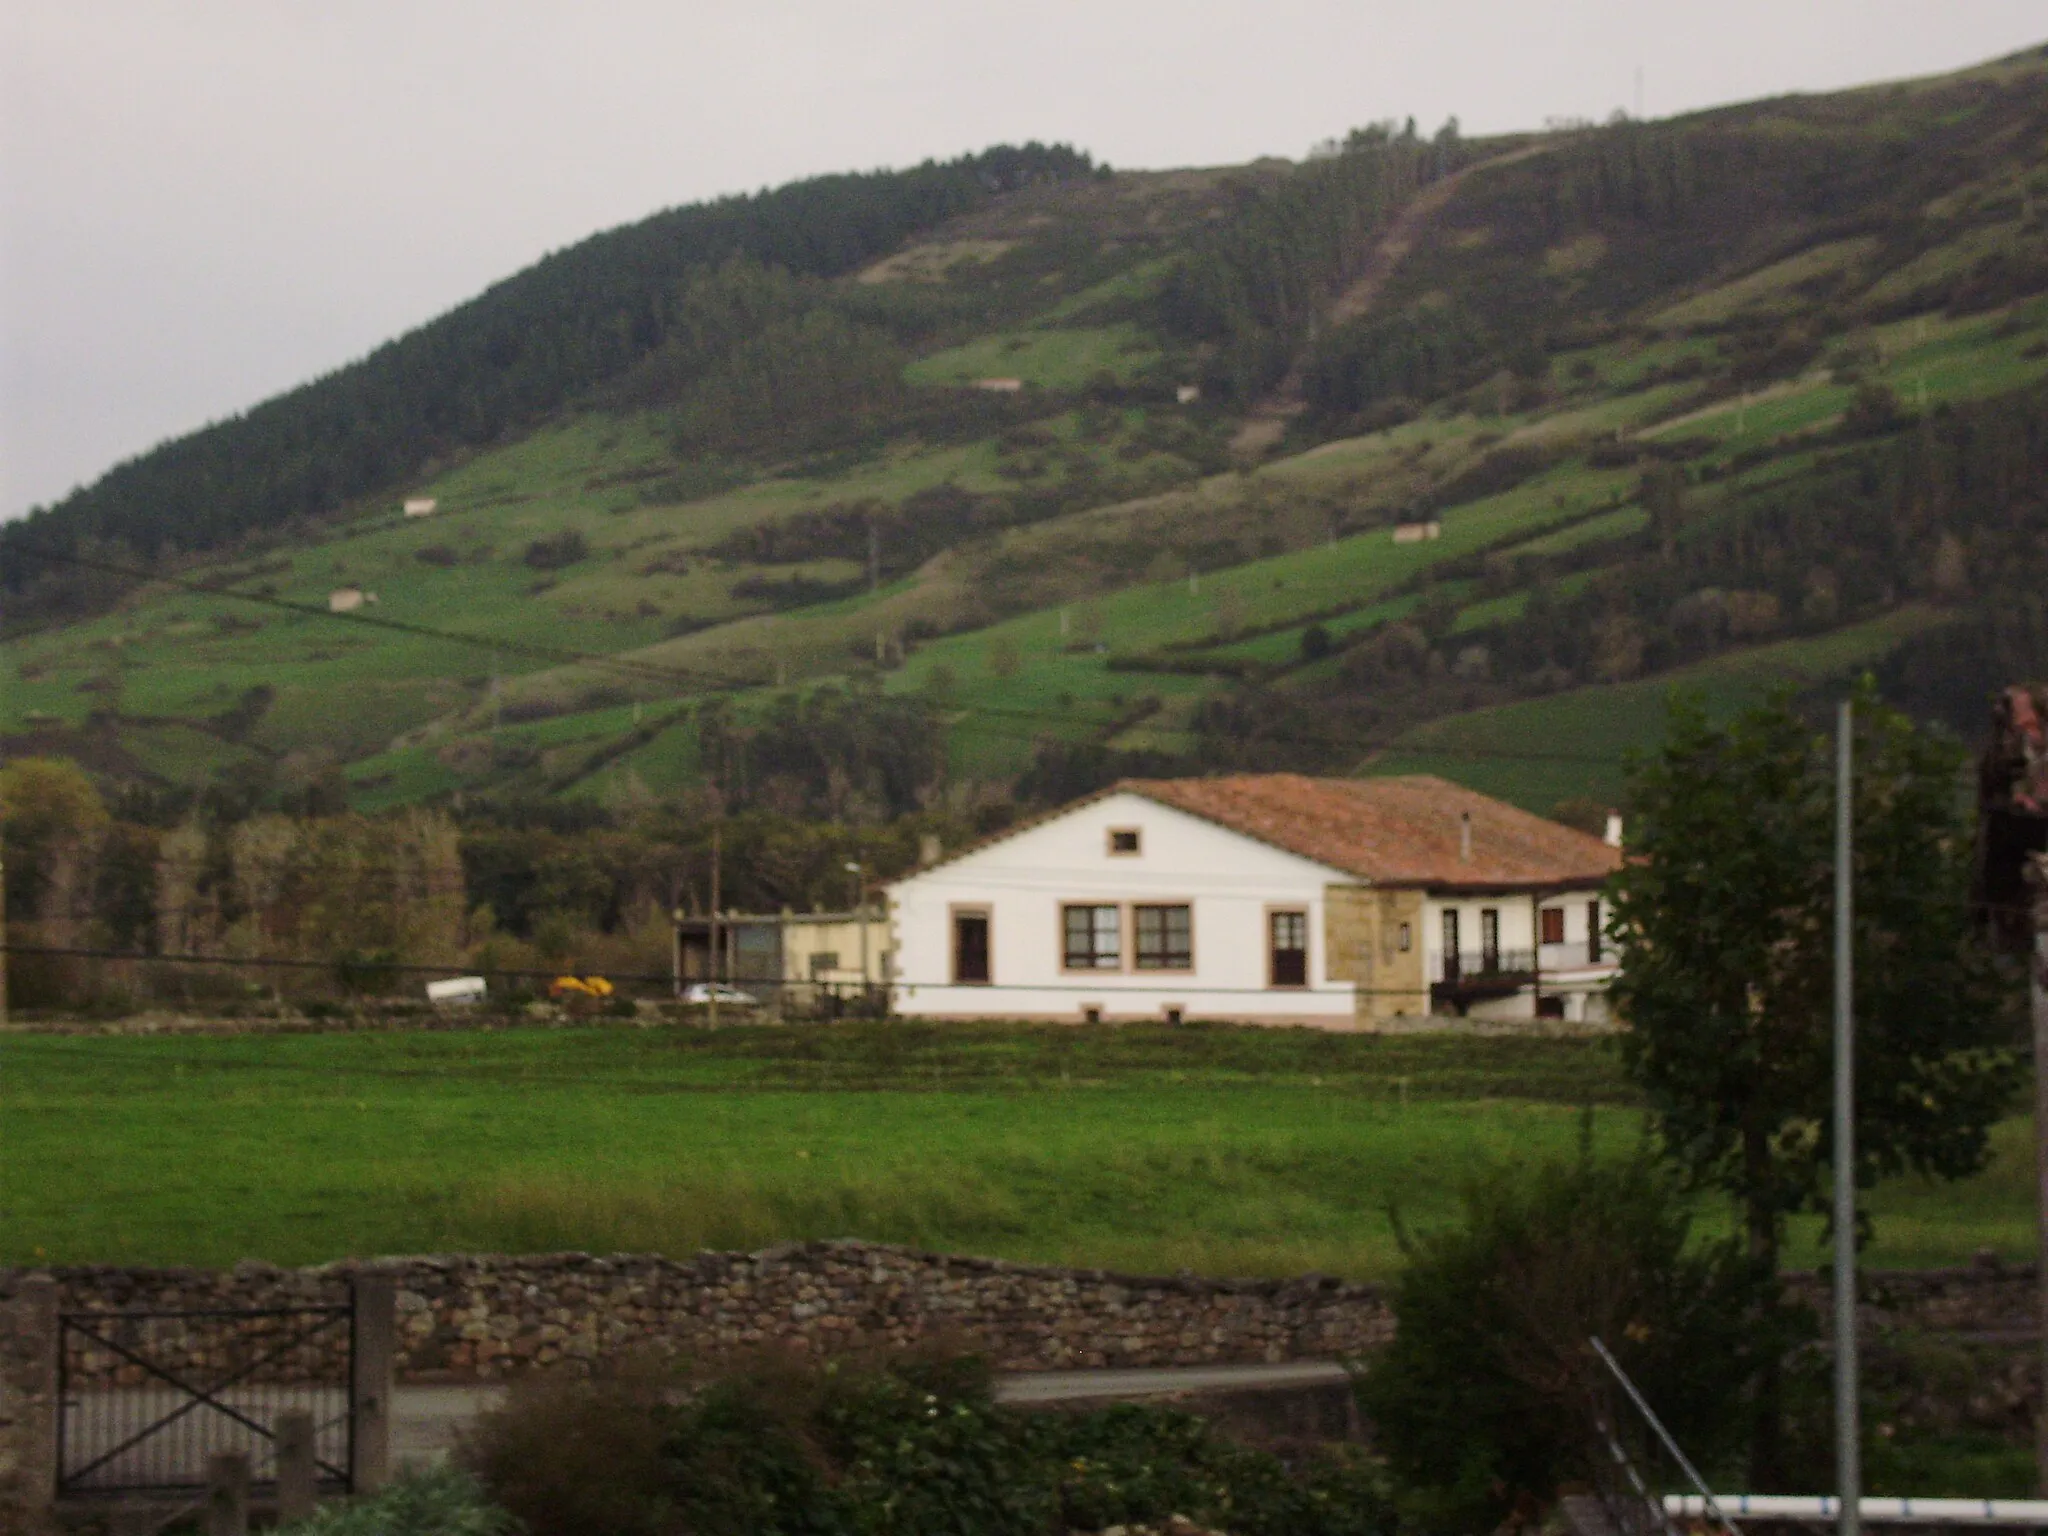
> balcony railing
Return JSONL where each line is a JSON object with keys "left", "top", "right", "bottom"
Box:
{"left": 1429, "top": 948, "right": 1537, "bottom": 985}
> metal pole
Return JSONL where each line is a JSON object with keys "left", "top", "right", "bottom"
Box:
{"left": 1834, "top": 700, "right": 1861, "bottom": 1536}
{"left": 670, "top": 895, "right": 683, "bottom": 1002}
{"left": 1591, "top": 1336, "right": 1740, "bottom": 1536}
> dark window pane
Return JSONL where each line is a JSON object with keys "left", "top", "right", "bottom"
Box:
{"left": 1064, "top": 904, "right": 1121, "bottom": 969}
{"left": 1135, "top": 904, "right": 1192, "bottom": 969}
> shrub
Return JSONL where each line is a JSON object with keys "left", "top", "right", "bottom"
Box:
{"left": 1357, "top": 1137, "right": 1792, "bottom": 1534}
{"left": 279, "top": 1467, "right": 514, "bottom": 1535}
{"left": 465, "top": 1347, "right": 1397, "bottom": 1536}
{"left": 522, "top": 529, "right": 589, "bottom": 570}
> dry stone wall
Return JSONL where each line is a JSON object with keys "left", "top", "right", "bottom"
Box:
{"left": 5, "top": 1246, "right": 2037, "bottom": 1392}
{"left": 0, "top": 1281, "right": 57, "bottom": 1534}
{"left": 4, "top": 1243, "right": 1394, "bottom": 1385}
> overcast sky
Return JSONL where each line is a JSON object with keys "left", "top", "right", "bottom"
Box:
{"left": 4, "top": 2, "right": 2045, "bottom": 520}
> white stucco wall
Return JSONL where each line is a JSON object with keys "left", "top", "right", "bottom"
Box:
{"left": 886, "top": 791, "right": 1358, "bottom": 1023}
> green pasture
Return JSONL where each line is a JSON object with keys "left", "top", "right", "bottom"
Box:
{"left": 1645, "top": 306, "right": 2048, "bottom": 456}
{"left": 905, "top": 325, "right": 1160, "bottom": 388}
{"left": 1650, "top": 237, "right": 1881, "bottom": 330}
{"left": 0, "top": 1024, "right": 2026, "bottom": 1279}
{"left": 1369, "top": 606, "right": 1956, "bottom": 812}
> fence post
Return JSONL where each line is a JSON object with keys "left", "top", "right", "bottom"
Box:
{"left": 275, "top": 1407, "right": 317, "bottom": 1523}
{"left": 0, "top": 1276, "right": 59, "bottom": 1533}
{"left": 350, "top": 1274, "right": 396, "bottom": 1495}
{"left": 205, "top": 1450, "right": 249, "bottom": 1536}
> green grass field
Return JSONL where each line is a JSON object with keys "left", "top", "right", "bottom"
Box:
{"left": 1, "top": 1023, "right": 2028, "bottom": 1280}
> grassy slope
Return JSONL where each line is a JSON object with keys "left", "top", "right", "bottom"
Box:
{"left": 1370, "top": 607, "right": 1958, "bottom": 811}
{"left": 8, "top": 50, "right": 2048, "bottom": 805}
{"left": 2, "top": 1024, "right": 2025, "bottom": 1277}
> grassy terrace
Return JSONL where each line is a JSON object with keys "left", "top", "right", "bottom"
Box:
{"left": 2, "top": 1022, "right": 2028, "bottom": 1278}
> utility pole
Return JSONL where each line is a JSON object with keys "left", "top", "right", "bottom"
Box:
{"left": 708, "top": 823, "right": 722, "bottom": 1029}
{"left": 669, "top": 880, "right": 683, "bottom": 1002}
{"left": 1834, "top": 700, "right": 1862, "bottom": 1536}
{"left": 845, "top": 860, "right": 869, "bottom": 1016}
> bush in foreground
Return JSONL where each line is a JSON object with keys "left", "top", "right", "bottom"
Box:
{"left": 1358, "top": 1139, "right": 1796, "bottom": 1533}
{"left": 463, "top": 1349, "right": 1396, "bottom": 1536}
{"left": 277, "top": 1466, "right": 515, "bottom": 1535}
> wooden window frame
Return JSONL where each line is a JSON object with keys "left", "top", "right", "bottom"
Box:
{"left": 1061, "top": 902, "right": 1125, "bottom": 973}
{"left": 1266, "top": 905, "right": 1309, "bottom": 989}
{"left": 1587, "top": 897, "right": 1603, "bottom": 963}
{"left": 1132, "top": 901, "right": 1195, "bottom": 973}
{"left": 1106, "top": 827, "right": 1142, "bottom": 857}
{"left": 949, "top": 904, "right": 993, "bottom": 986}
{"left": 1539, "top": 906, "right": 1566, "bottom": 947}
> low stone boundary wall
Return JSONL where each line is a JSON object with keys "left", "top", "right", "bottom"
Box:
{"left": 2, "top": 1242, "right": 1395, "bottom": 1385}
{"left": 4, "top": 1247, "right": 2038, "bottom": 1393}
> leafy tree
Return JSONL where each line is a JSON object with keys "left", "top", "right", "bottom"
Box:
{"left": 0, "top": 756, "right": 109, "bottom": 924}
{"left": 1360, "top": 1140, "right": 1785, "bottom": 1534}
{"left": 1609, "top": 683, "right": 2018, "bottom": 1481}
{"left": 1610, "top": 683, "right": 2017, "bottom": 1265}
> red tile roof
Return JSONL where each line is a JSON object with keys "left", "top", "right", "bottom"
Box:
{"left": 1124, "top": 773, "right": 1621, "bottom": 888}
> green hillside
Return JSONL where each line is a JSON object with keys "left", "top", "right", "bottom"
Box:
{"left": 8, "top": 42, "right": 2048, "bottom": 819}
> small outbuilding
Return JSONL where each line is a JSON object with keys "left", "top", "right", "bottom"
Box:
{"left": 885, "top": 774, "right": 1621, "bottom": 1029}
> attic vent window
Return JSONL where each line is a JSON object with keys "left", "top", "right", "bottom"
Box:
{"left": 1108, "top": 828, "right": 1141, "bottom": 856}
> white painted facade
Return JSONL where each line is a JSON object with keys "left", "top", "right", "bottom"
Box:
{"left": 887, "top": 787, "right": 1619, "bottom": 1028}
{"left": 889, "top": 791, "right": 1359, "bottom": 1024}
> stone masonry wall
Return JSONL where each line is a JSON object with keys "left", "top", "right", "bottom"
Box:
{"left": 2, "top": 1242, "right": 1394, "bottom": 1386}
{"left": 4, "top": 1246, "right": 2038, "bottom": 1393}
{"left": 0, "top": 1281, "right": 57, "bottom": 1534}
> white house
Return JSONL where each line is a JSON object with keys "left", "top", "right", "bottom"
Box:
{"left": 886, "top": 774, "right": 1622, "bottom": 1028}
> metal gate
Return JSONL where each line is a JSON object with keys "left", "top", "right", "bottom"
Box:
{"left": 56, "top": 1302, "right": 356, "bottom": 1498}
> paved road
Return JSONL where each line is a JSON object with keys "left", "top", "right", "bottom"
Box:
{"left": 390, "top": 1361, "right": 1352, "bottom": 1466}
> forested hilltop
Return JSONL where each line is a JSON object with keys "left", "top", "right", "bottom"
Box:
{"left": 7, "top": 42, "right": 2048, "bottom": 846}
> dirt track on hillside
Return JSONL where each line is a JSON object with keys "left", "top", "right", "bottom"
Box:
{"left": 1229, "top": 143, "right": 1552, "bottom": 460}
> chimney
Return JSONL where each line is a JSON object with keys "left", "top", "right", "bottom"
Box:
{"left": 1459, "top": 811, "right": 1472, "bottom": 862}
{"left": 1603, "top": 813, "right": 1624, "bottom": 849}
{"left": 918, "top": 833, "right": 943, "bottom": 867}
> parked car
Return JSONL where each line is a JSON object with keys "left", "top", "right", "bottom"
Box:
{"left": 683, "top": 983, "right": 759, "bottom": 1007}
